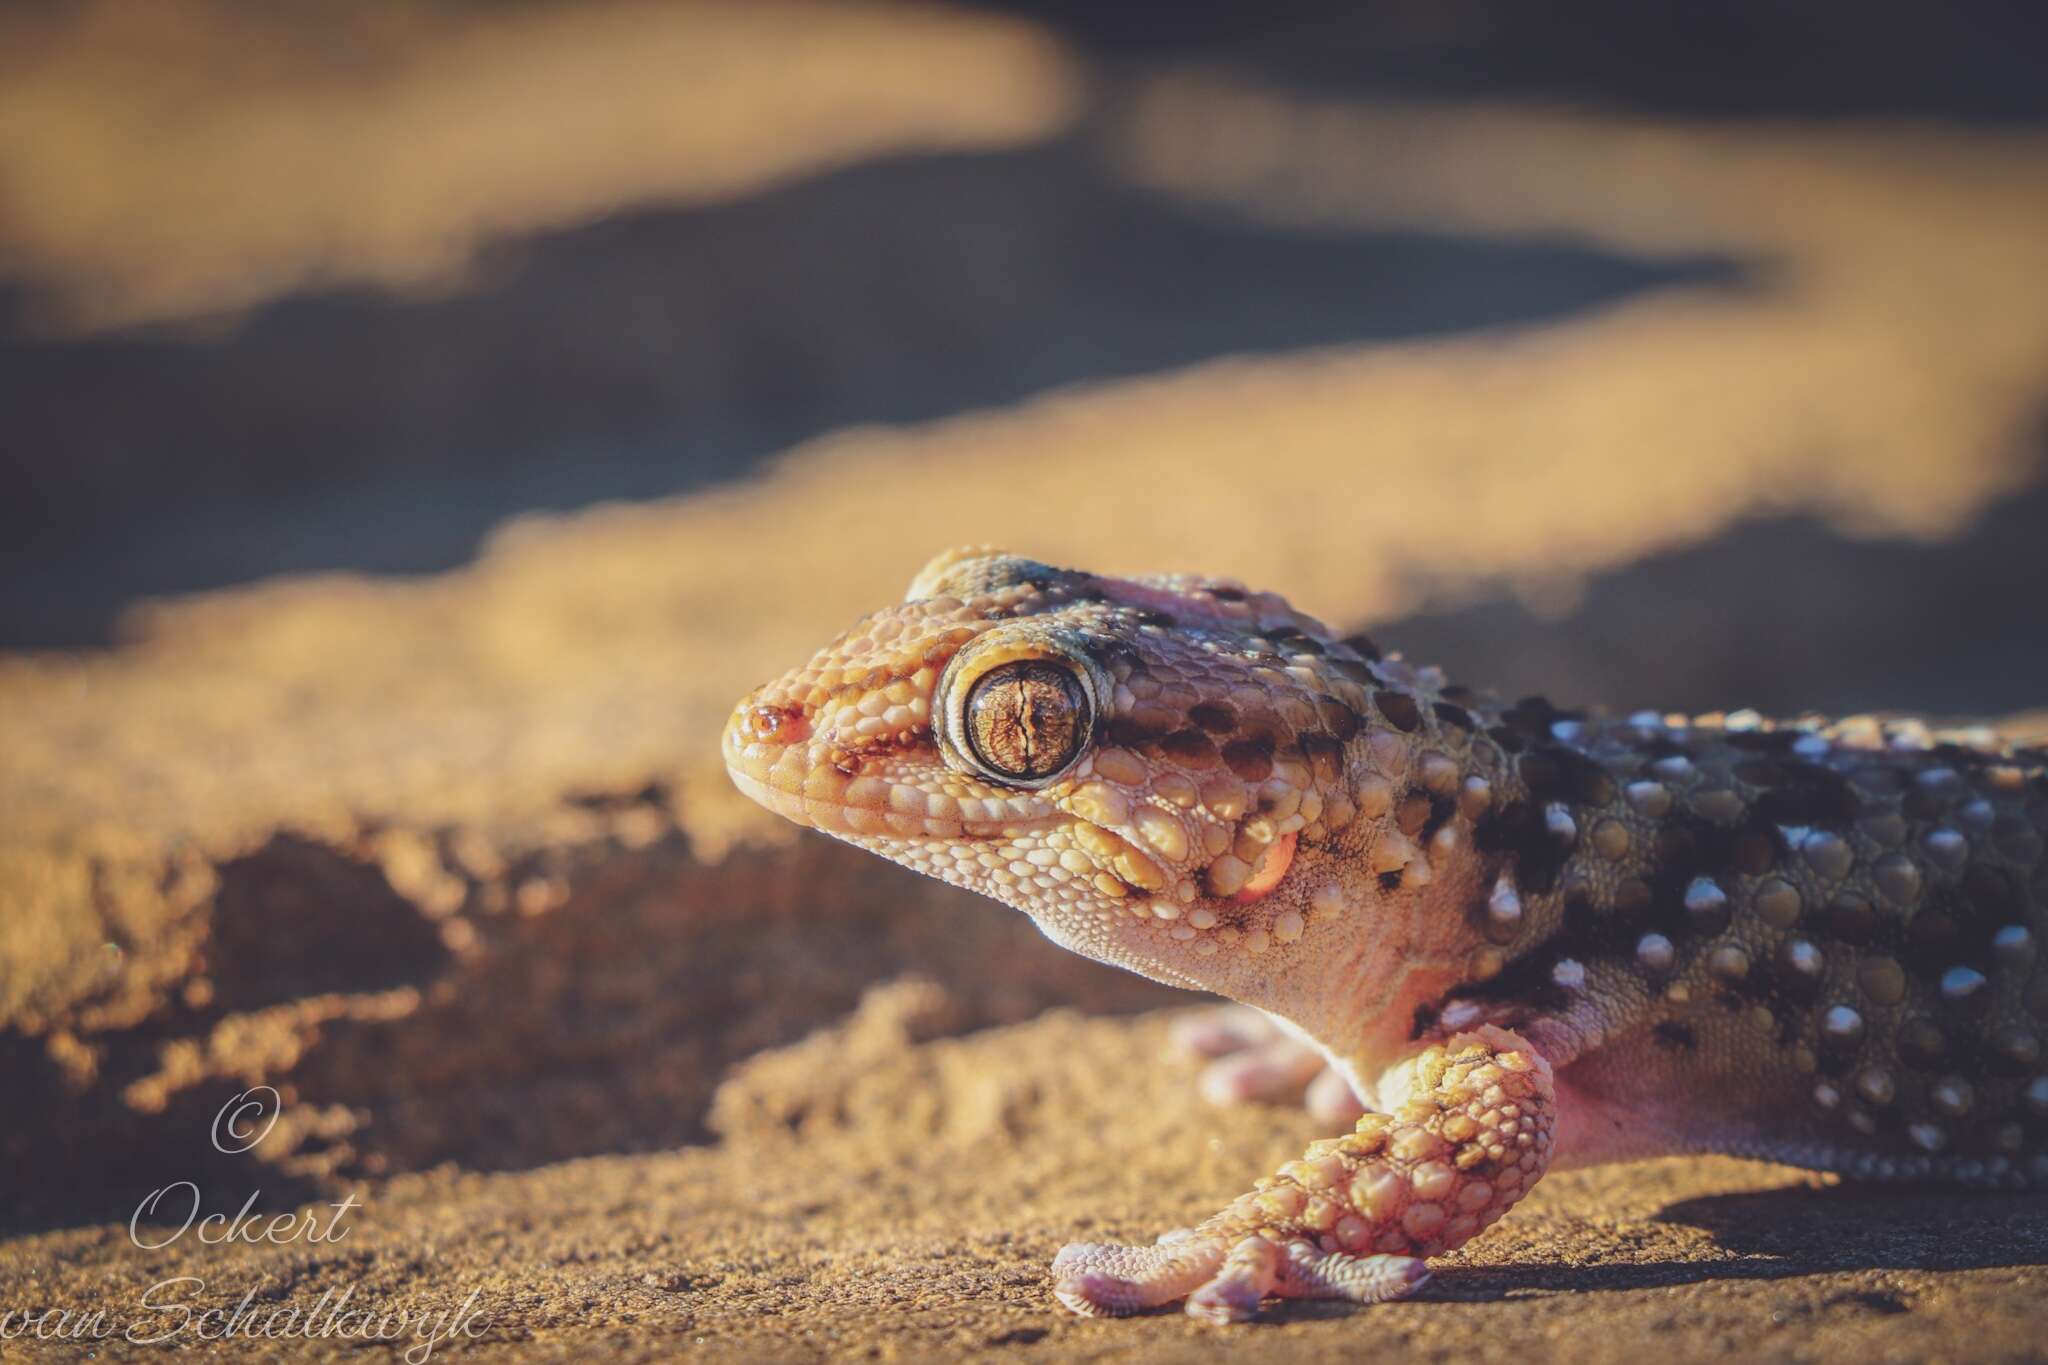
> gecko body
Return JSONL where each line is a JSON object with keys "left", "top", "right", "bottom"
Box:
{"left": 723, "top": 547, "right": 2048, "bottom": 1321}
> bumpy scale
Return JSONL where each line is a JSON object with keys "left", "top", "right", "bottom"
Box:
{"left": 723, "top": 548, "right": 2048, "bottom": 1322}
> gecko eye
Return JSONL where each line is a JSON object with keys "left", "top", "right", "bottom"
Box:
{"left": 962, "top": 659, "right": 1091, "bottom": 782}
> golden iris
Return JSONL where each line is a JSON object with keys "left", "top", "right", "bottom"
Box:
{"left": 964, "top": 660, "right": 1088, "bottom": 781}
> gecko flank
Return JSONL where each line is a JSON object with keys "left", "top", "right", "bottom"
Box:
{"left": 722, "top": 547, "right": 2048, "bottom": 1323}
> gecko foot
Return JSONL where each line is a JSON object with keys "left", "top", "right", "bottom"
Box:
{"left": 1056, "top": 1026, "right": 1553, "bottom": 1322}
{"left": 1169, "top": 1005, "right": 1366, "bottom": 1125}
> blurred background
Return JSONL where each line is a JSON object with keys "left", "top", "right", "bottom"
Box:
{"left": 4, "top": 0, "right": 2046, "bottom": 714}
{"left": 3, "top": 0, "right": 2048, "bottom": 1266}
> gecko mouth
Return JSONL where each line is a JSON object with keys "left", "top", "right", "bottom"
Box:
{"left": 723, "top": 713, "right": 1059, "bottom": 840}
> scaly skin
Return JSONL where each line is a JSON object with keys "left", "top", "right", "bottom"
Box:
{"left": 722, "top": 547, "right": 2048, "bottom": 1322}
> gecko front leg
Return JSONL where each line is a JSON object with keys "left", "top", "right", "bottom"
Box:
{"left": 1053, "top": 1025, "right": 1555, "bottom": 1322}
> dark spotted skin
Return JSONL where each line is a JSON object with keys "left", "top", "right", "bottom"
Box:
{"left": 1438, "top": 703, "right": 2048, "bottom": 1185}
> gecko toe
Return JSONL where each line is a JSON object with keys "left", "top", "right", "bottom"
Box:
{"left": 1197, "top": 1038, "right": 1330, "bottom": 1107}
{"left": 1174, "top": 1006, "right": 1361, "bottom": 1118}
{"left": 1184, "top": 1236, "right": 1282, "bottom": 1323}
{"left": 1169, "top": 1004, "right": 1282, "bottom": 1058}
{"left": 1276, "top": 1241, "right": 1431, "bottom": 1304}
{"left": 1305, "top": 1066, "right": 1368, "bottom": 1125}
{"left": 1051, "top": 1238, "right": 1227, "bottom": 1317}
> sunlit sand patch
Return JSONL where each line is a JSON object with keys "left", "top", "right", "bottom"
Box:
{"left": 0, "top": 0, "right": 1079, "bottom": 331}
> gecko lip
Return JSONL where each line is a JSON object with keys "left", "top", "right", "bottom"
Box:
{"left": 722, "top": 714, "right": 1061, "bottom": 840}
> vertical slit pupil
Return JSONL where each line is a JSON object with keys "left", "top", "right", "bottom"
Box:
{"left": 966, "top": 661, "right": 1086, "bottom": 779}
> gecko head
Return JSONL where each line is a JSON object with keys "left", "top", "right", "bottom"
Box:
{"left": 723, "top": 547, "right": 1477, "bottom": 1003}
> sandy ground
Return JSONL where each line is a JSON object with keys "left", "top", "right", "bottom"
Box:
{"left": 9, "top": 1003, "right": 2048, "bottom": 1363}
{"left": 4, "top": 2, "right": 2048, "bottom": 1360}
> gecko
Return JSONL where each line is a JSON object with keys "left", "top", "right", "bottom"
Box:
{"left": 721, "top": 546, "right": 2048, "bottom": 1323}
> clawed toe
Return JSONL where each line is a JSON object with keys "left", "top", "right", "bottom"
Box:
{"left": 1168, "top": 1004, "right": 1281, "bottom": 1058}
{"left": 1052, "top": 1234, "right": 1429, "bottom": 1321}
{"left": 1171, "top": 1006, "right": 1363, "bottom": 1117}
{"left": 1305, "top": 1067, "right": 1367, "bottom": 1125}
{"left": 1276, "top": 1241, "right": 1431, "bottom": 1304}
{"left": 1184, "top": 1236, "right": 1281, "bottom": 1323}
{"left": 1197, "top": 1040, "right": 1329, "bottom": 1107}
{"left": 1051, "top": 1239, "right": 1224, "bottom": 1317}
